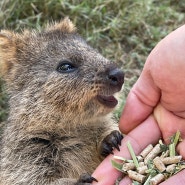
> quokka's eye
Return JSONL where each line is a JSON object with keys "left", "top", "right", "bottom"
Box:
{"left": 57, "top": 60, "right": 77, "bottom": 73}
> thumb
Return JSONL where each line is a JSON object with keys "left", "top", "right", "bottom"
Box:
{"left": 119, "top": 59, "right": 160, "bottom": 134}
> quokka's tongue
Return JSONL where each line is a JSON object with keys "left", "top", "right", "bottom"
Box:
{"left": 97, "top": 95, "right": 118, "bottom": 108}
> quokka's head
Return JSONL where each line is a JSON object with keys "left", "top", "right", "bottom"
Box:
{"left": 0, "top": 18, "right": 124, "bottom": 121}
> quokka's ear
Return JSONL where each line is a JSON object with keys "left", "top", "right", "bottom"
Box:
{"left": 46, "top": 17, "right": 77, "bottom": 33}
{"left": 0, "top": 30, "right": 17, "bottom": 77}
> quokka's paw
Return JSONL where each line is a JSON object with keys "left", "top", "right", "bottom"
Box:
{"left": 100, "top": 130, "right": 123, "bottom": 157}
{"left": 75, "top": 173, "right": 98, "bottom": 185}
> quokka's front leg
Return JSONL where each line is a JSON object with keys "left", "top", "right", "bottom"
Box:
{"left": 75, "top": 130, "right": 123, "bottom": 185}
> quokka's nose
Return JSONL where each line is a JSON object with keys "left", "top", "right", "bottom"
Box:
{"left": 108, "top": 68, "right": 124, "bottom": 89}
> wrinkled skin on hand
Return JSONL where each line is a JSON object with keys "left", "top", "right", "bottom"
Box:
{"left": 92, "top": 25, "right": 185, "bottom": 185}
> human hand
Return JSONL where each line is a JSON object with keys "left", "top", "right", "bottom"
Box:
{"left": 92, "top": 25, "right": 185, "bottom": 184}
{"left": 92, "top": 116, "right": 161, "bottom": 185}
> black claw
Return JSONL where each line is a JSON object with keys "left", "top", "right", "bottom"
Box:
{"left": 101, "top": 144, "right": 114, "bottom": 156}
{"left": 118, "top": 134, "right": 123, "bottom": 145}
{"left": 91, "top": 177, "right": 98, "bottom": 182}
{"left": 100, "top": 130, "right": 123, "bottom": 157}
{"left": 115, "top": 145, "right": 120, "bottom": 151}
{"left": 76, "top": 173, "right": 98, "bottom": 184}
{"left": 101, "top": 150, "right": 112, "bottom": 157}
{"left": 112, "top": 137, "right": 118, "bottom": 146}
{"left": 111, "top": 139, "right": 120, "bottom": 151}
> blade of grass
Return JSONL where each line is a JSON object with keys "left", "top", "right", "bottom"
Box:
{"left": 111, "top": 159, "right": 123, "bottom": 172}
{"left": 169, "top": 143, "right": 175, "bottom": 157}
{"left": 127, "top": 141, "right": 139, "bottom": 168}
{"left": 173, "top": 131, "right": 181, "bottom": 146}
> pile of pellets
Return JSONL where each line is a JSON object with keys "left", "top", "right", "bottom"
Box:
{"left": 112, "top": 131, "right": 185, "bottom": 185}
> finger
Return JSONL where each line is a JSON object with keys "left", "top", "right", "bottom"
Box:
{"left": 92, "top": 115, "right": 161, "bottom": 185}
{"left": 119, "top": 176, "right": 131, "bottom": 185}
{"left": 119, "top": 65, "right": 160, "bottom": 134}
{"left": 154, "top": 104, "right": 185, "bottom": 144}
{"left": 177, "top": 139, "right": 185, "bottom": 159}
{"left": 160, "top": 170, "right": 185, "bottom": 185}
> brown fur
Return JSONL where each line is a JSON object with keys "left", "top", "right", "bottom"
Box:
{"left": 0, "top": 18, "right": 122, "bottom": 185}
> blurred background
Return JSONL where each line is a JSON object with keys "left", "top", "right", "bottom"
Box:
{"left": 0, "top": 0, "right": 185, "bottom": 122}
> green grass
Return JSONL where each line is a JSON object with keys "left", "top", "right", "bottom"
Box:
{"left": 0, "top": 0, "right": 185, "bottom": 122}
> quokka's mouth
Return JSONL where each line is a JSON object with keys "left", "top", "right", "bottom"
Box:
{"left": 97, "top": 94, "right": 118, "bottom": 108}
